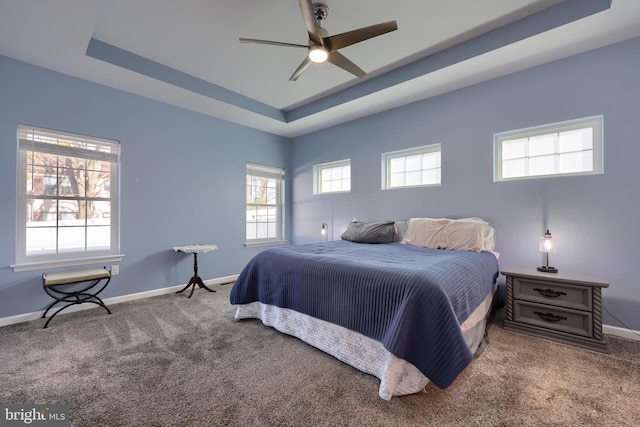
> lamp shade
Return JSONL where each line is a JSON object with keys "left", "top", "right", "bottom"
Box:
{"left": 539, "top": 230, "right": 557, "bottom": 253}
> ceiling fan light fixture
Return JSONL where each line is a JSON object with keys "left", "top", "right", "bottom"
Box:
{"left": 308, "top": 45, "right": 328, "bottom": 63}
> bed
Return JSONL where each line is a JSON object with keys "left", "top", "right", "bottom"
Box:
{"left": 230, "top": 218, "right": 500, "bottom": 400}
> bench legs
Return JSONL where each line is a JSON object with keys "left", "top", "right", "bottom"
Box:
{"left": 42, "top": 276, "right": 112, "bottom": 328}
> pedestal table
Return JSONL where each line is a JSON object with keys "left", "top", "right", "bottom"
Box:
{"left": 173, "top": 244, "right": 218, "bottom": 298}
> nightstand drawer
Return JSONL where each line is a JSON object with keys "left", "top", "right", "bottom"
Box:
{"left": 513, "top": 300, "right": 592, "bottom": 338}
{"left": 513, "top": 277, "right": 591, "bottom": 311}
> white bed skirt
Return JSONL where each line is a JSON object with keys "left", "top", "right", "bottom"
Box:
{"left": 233, "top": 287, "right": 495, "bottom": 400}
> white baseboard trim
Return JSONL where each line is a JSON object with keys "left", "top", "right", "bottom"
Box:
{"left": 2, "top": 276, "right": 639, "bottom": 344}
{"left": 0, "top": 274, "right": 239, "bottom": 328}
{"left": 604, "top": 324, "right": 640, "bottom": 342}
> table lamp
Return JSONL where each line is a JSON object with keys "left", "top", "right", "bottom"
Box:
{"left": 537, "top": 229, "right": 558, "bottom": 273}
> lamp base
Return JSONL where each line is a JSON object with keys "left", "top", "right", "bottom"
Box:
{"left": 537, "top": 266, "right": 558, "bottom": 273}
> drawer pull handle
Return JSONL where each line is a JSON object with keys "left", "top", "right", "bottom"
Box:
{"left": 534, "top": 311, "right": 568, "bottom": 322}
{"left": 533, "top": 288, "right": 567, "bottom": 298}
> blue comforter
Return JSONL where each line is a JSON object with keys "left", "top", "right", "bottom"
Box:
{"left": 230, "top": 240, "right": 499, "bottom": 388}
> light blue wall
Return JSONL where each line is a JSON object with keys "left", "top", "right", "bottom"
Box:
{"left": 291, "top": 37, "right": 640, "bottom": 330}
{"left": 3, "top": 36, "right": 640, "bottom": 331}
{"left": 0, "top": 55, "right": 290, "bottom": 318}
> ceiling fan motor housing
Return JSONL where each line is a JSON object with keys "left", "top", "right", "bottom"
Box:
{"left": 313, "top": 3, "right": 329, "bottom": 22}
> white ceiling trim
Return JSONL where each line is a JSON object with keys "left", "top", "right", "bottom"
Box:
{"left": 1, "top": 0, "right": 639, "bottom": 138}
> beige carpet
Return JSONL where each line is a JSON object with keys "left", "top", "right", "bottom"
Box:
{"left": 0, "top": 282, "right": 638, "bottom": 426}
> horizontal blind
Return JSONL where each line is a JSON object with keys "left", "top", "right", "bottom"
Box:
{"left": 247, "top": 163, "right": 285, "bottom": 179}
{"left": 18, "top": 124, "right": 119, "bottom": 163}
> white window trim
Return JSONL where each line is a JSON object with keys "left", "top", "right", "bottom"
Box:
{"left": 313, "top": 159, "right": 351, "bottom": 195}
{"left": 13, "top": 124, "right": 121, "bottom": 272}
{"left": 245, "top": 163, "right": 285, "bottom": 245}
{"left": 11, "top": 254, "right": 125, "bottom": 273}
{"left": 494, "top": 115, "right": 603, "bottom": 182}
{"left": 243, "top": 240, "right": 288, "bottom": 249}
{"left": 381, "top": 144, "right": 442, "bottom": 190}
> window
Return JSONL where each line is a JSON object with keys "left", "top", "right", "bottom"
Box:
{"left": 382, "top": 144, "right": 441, "bottom": 189}
{"left": 494, "top": 115, "right": 603, "bottom": 181}
{"left": 313, "top": 159, "right": 351, "bottom": 194}
{"left": 14, "top": 124, "right": 120, "bottom": 271}
{"left": 246, "top": 163, "right": 285, "bottom": 245}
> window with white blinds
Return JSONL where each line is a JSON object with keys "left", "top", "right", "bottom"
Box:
{"left": 246, "top": 163, "right": 285, "bottom": 245}
{"left": 382, "top": 144, "right": 441, "bottom": 189}
{"left": 313, "top": 159, "right": 351, "bottom": 194}
{"left": 14, "top": 124, "right": 121, "bottom": 270}
{"left": 494, "top": 116, "right": 603, "bottom": 181}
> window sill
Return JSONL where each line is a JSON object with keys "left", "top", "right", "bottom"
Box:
{"left": 10, "top": 254, "right": 125, "bottom": 272}
{"left": 244, "top": 240, "right": 288, "bottom": 249}
{"left": 314, "top": 190, "right": 351, "bottom": 195}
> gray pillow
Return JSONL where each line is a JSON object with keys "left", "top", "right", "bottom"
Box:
{"left": 341, "top": 220, "right": 395, "bottom": 244}
{"left": 394, "top": 220, "right": 409, "bottom": 242}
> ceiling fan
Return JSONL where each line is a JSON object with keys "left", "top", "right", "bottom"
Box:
{"left": 239, "top": 1, "right": 398, "bottom": 81}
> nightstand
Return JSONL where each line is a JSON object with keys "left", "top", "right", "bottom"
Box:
{"left": 501, "top": 267, "right": 609, "bottom": 353}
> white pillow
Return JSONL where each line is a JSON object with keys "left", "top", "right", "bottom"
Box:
{"left": 460, "top": 217, "right": 496, "bottom": 251}
{"left": 402, "top": 217, "right": 489, "bottom": 252}
{"left": 443, "top": 219, "right": 488, "bottom": 252}
{"left": 401, "top": 218, "right": 449, "bottom": 249}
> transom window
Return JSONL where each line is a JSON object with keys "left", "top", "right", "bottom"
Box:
{"left": 313, "top": 159, "right": 351, "bottom": 194}
{"left": 15, "top": 124, "right": 120, "bottom": 270}
{"left": 382, "top": 144, "right": 441, "bottom": 189}
{"left": 494, "top": 115, "right": 603, "bottom": 181}
{"left": 246, "top": 163, "right": 285, "bottom": 245}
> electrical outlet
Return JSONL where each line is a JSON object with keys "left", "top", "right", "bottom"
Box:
{"left": 111, "top": 265, "right": 119, "bottom": 275}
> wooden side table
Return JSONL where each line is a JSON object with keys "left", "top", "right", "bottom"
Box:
{"left": 501, "top": 267, "right": 608, "bottom": 353}
{"left": 173, "top": 244, "right": 218, "bottom": 298}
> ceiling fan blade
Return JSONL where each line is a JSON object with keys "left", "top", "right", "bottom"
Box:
{"left": 298, "top": 0, "right": 323, "bottom": 46}
{"left": 289, "top": 56, "right": 313, "bottom": 81}
{"left": 324, "top": 20, "right": 398, "bottom": 52}
{"left": 327, "top": 51, "right": 366, "bottom": 78}
{"left": 239, "top": 38, "right": 308, "bottom": 49}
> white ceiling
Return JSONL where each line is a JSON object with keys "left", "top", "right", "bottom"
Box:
{"left": 1, "top": 0, "right": 639, "bottom": 138}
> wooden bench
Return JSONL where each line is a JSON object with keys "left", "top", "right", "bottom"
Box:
{"left": 41, "top": 267, "right": 112, "bottom": 328}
